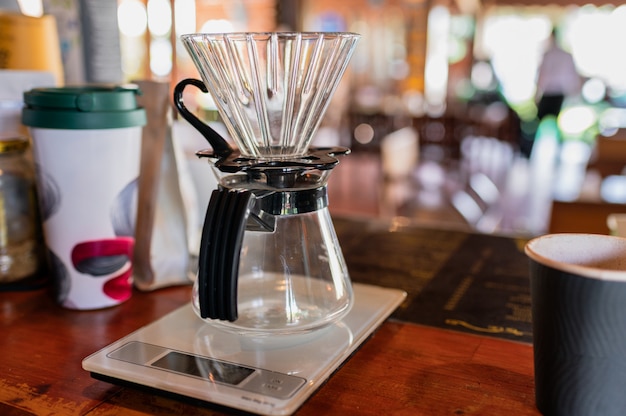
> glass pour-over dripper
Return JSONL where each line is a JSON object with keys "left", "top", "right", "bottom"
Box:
{"left": 180, "top": 32, "right": 359, "bottom": 159}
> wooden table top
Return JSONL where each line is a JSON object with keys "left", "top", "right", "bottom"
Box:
{"left": 0, "top": 217, "right": 539, "bottom": 415}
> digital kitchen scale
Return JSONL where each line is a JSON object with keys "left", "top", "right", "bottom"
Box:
{"left": 82, "top": 283, "right": 406, "bottom": 415}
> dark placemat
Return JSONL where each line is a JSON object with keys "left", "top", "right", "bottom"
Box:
{"left": 335, "top": 218, "right": 532, "bottom": 343}
{"left": 401, "top": 233, "right": 532, "bottom": 343}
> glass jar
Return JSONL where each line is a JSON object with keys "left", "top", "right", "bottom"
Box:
{"left": 0, "top": 136, "right": 41, "bottom": 284}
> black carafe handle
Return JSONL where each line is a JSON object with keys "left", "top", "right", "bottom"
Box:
{"left": 173, "top": 78, "right": 232, "bottom": 158}
{"left": 198, "top": 188, "right": 252, "bottom": 321}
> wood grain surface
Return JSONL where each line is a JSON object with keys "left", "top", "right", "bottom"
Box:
{"left": 1, "top": 217, "right": 539, "bottom": 415}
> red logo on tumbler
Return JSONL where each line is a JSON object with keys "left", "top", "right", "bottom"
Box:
{"left": 71, "top": 238, "right": 134, "bottom": 301}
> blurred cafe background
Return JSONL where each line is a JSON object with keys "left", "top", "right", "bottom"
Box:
{"left": 3, "top": 0, "right": 626, "bottom": 239}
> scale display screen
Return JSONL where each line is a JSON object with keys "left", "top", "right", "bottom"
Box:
{"left": 151, "top": 351, "right": 254, "bottom": 385}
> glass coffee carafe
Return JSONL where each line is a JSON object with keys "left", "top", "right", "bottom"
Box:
{"left": 174, "top": 32, "right": 360, "bottom": 336}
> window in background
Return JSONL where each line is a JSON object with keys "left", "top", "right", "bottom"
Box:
{"left": 478, "top": 4, "right": 626, "bottom": 113}
{"left": 569, "top": 5, "right": 626, "bottom": 95}
{"left": 478, "top": 8, "right": 551, "bottom": 114}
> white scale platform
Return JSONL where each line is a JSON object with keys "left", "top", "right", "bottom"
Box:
{"left": 82, "top": 283, "right": 406, "bottom": 415}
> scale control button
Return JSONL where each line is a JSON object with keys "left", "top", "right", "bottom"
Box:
{"left": 262, "top": 383, "right": 282, "bottom": 392}
{"left": 243, "top": 371, "right": 306, "bottom": 400}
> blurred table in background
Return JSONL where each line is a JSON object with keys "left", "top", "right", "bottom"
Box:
{"left": 328, "top": 145, "right": 546, "bottom": 237}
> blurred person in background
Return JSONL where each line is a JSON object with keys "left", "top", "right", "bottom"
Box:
{"left": 535, "top": 28, "right": 582, "bottom": 121}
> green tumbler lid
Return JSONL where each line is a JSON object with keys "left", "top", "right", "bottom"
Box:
{"left": 21, "top": 85, "right": 147, "bottom": 129}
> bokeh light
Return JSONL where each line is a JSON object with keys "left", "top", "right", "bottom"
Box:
{"left": 148, "top": 0, "right": 172, "bottom": 37}
{"left": 118, "top": 0, "right": 147, "bottom": 37}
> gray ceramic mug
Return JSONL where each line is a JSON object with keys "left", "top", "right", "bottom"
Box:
{"left": 525, "top": 233, "right": 626, "bottom": 416}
